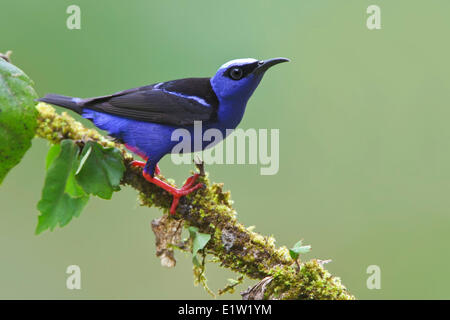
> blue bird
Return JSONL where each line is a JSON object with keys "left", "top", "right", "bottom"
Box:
{"left": 37, "top": 57, "right": 289, "bottom": 214}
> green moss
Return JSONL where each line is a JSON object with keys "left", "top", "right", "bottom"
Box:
{"left": 264, "top": 260, "right": 354, "bottom": 300}
{"left": 36, "top": 103, "right": 121, "bottom": 151}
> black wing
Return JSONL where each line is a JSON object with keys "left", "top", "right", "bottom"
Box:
{"left": 81, "top": 78, "right": 219, "bottom": 126}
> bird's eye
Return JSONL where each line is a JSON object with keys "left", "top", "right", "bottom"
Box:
{"left": 229, "top": 67, "right": 244, "bottom": 80}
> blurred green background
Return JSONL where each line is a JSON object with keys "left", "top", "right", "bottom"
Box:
{"left": 1, "top": 0, "right": 450, "bottom": 299}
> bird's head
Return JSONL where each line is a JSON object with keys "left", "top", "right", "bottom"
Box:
{"left": 210, "top": 57, "right": 289, "bottom": 103}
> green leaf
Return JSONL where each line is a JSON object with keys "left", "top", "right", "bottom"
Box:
{"left": 188, "top": 226, "right": 211, "bottom": 266}
{"left": 0, "top": 57, "right": 38, "bottom": 184}
{"left": 75, "top": 141, "right": 125, "bottom": 199}
{"left": 45, "top": 142, "right": 62, "bottom": 169}
{"left": 36, "top": 140, "right": 89, "bottom": 234}
{"left": 289, "top": 240, "right": 311, "bottom": 260}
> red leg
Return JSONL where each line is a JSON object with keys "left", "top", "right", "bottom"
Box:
{"left": 125, "top": 144, "right": 148, "bottom": 161}
{"left": 130, "top": 160, "right": 145, "bottom": 168}
{"left": 131, "top": 160, "right": 160, "bottom": 175}
{"left": 130, "top": 161, "right": 203, "bottom": 214}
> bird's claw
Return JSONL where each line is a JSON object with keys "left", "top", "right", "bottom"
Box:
{"left": 137, "top": 166, "right": 202, "bottom": 215}
{"left": 167, "top": 174, "right": 203, "bottom": 214}
{"left": 181, "top": 173, "right": 200, "bottom": 190}
{"left": 168, "top": 180, "right": 204, "bottom": 215}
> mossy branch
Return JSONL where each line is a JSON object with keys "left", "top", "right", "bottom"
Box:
{"left": 35, "top": 102, "right": 354, "bottom": 300}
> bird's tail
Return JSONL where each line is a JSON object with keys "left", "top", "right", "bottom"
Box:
{"left": 36, "top": 94, "right": 83, "bottom": 114}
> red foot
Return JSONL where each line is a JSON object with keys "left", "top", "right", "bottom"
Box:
{"left": 130, "top": 161, "right": 202, "bottom": 214}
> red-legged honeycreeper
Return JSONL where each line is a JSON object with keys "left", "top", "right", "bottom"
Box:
{"left": 37, "top": 58, "right": 290, "bottom": 214}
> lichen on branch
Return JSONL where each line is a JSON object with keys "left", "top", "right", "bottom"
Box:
{"left": 35, "top": 102, "right": 354, "bottom": 300}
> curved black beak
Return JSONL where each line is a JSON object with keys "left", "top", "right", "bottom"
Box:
{"left": 253, "top": 57, "right": 290, "bottom": 75}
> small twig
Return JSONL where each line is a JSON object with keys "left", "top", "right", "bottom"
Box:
{"left": 218, "top": 276, "right": 244, "bottom": 296}
{"left": 194, "top": 157, "right": 205, "bottom": 176}
{"left": 295, "top": 259, "right": 301, "bottom": 273}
